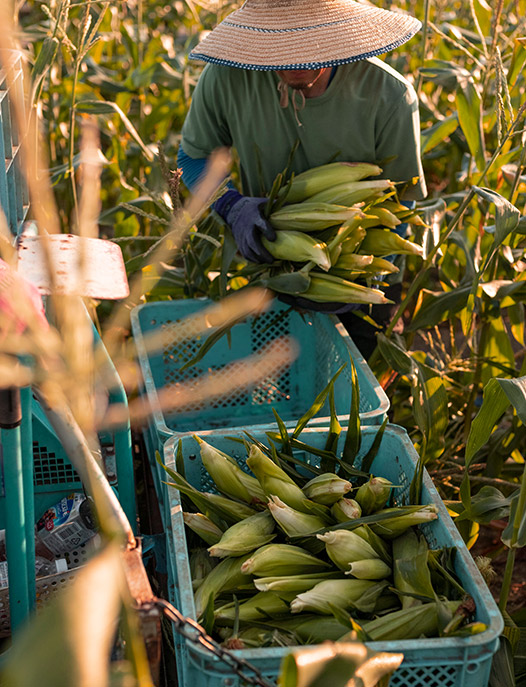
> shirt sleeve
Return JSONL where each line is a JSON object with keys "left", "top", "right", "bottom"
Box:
{"left": 375, "top": 84, "right": 427, "bottom": 201}
{"left": 181, "top": 64, "right": 233, "bottom": 159}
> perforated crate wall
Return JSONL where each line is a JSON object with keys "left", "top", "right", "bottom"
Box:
{"left": 162, "top": 425, "right": 503, "bottom": 687}
{"left": 132, "top": 299, "right": 389, "bottom": 447}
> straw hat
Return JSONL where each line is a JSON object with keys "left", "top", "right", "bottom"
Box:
{"left": 189, "top": 0, "right": 421, "bottom": 71}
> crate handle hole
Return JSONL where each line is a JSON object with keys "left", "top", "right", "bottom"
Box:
{"left": 466, "top": 663, "right": 479, "bottom": 674}
{"left": 189, "top": 454, "right": 197, "bottom": 461}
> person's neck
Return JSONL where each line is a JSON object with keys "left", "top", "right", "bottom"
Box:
{"left": 301, "top": 67, "right": 333, "bottom": 98}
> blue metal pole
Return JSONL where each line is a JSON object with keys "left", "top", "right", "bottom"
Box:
{"left": 20, "top": 386, "right": 35, "bottom": 609}
{"left": 0, "top": 388, "right": 30, "bottom": 633}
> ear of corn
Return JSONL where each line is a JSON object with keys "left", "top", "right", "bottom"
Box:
{"left": 254, "top": 571, "right": 342, "bottom": 593}
{"left": 331, "top": 498, "right": 362, "bottom": 522}
{"left": 370, "top": 505, "right": 439, "bottom": 539}
{"left": 392, "top": 530, "right": 436, "bottom": 609}
{"left": 354, "top": 476, "right": 393, "bottom": 515}
{"left": 300, "top": 273, "right": 390, "bottom": 305}
{"left": 190, "top": 548, "right": 217, "bottom": 590}
{"left": 345, "top": 558, "right": 392, "bottom": 580}
{"left": 165, "top": 469, "right": 257, "bottom": 525}
{"left": 183, "top": 512, "right": 224, "bottom": 546}
{"left": 283, "top": 161, "right": 383, "bottom": 204}
{"left": 208, "top": 511, "right": 276, "bottom": 558}
{"left": 360, "top": 600, "right": 462, "bottom": 641}
{"left": 262, "top": 230, "right": 332, "bottom": 271}
{"left": 308, "top": 179, "right": 395, "bottom": 206}
{"left": 194, "top": 554, "right": 254, "bottom": 619}
{"left": 194, "top": 436, "right": 266, "bottom": 505}
{"left": 268, "top": 494, "right": 328, "bottom": 536}
{"left": 358, "top": 229, "right": 424, "bottom": 257}
{"left": 274, "top": 615, "right": 350, "bottom": 643}
{"left": 246, "top": 444, "right": 316, "bottom": 514}
{"left": 360, "top": 207, "right": 402, "bottom": 230}
{"left": 215, "top": 591, "right": 292, "bottom": 623}
{"left": 270, "top": 203, "right": 361, "bottom": 232}
{"left": 240, "top": 543, "right": 332, "bottom": 576}
{"left": 352, "top": 524, "right": 392, "bottom": 565}
{"left": 290, "top": 579, "right": 389, "bottom": 614}
{"left": 302, "top": 472, "right": 353, "bottom": 505}
{"left": 317, "top": 529, "right": 381, "bottom": 571}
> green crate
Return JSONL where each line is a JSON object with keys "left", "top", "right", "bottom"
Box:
{"left": 162, "top": 424, "right": 503, "bottom": 687}
{"left": 131, "top": 298, "right": 389, "bottom": 514}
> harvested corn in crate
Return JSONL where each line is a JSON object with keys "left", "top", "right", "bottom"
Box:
{"left": 159, "top": 425, "right": 502, "bottom": 687}
{"left": 131, "top": 298, "right": 389, "bottom": 520}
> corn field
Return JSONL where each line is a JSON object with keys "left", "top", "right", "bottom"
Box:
{"left": 0, "top": 0, "right": 526, "bottom": 686}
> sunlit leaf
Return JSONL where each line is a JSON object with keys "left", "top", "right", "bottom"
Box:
{"left": 376, "top": 333, "right": 414, "bottom": 375}
{"left": 473, "top": 187, "right": 520, "bottom": 246}
{"left": 421, "top": 115, "right": 459, "bottom": 154}
{"left": 408, "top": 286, "right": 471, "bottom": 331}
{"left": 465, "top": 379, "right": 510, "bottom": 466}
{"left": 480, "top": 316, "right": 515, "bottom": 384}
{"left": 414, "top": 361, "right": 448, "bottom": 462}
{"left": 455, "top": 76, "right": 486, "bottom": 173}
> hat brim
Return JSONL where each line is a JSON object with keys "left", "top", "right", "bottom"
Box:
{"left": 189, "top": 2, "right": 422, "bottom": 70}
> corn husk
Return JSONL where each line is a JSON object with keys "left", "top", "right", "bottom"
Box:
{"left": 184, "top": 512, "right": 224, "bottom": 546}
{"left": 270, "top": 203, "right": 360, "bottom": 232}
{"left": 360, "top": 600, "right": 462, "bottom": 641}
{"left": 354, "top": 476, "right": 393, "bottom": 515}
{"left": 262, "top": 230, "right": 331, "bottom": 271}
{"left": 254, "top": 571, "right": 342, "bottom": 593}
{"left": 370, "top": 505, "right": 439, "bottom": 539}
{"left": 317, "top": 529, "right": 380, "bottom": 571}
{"left": 241, "top": 543, "right": 331, "bottom": 576}
{"left": 308, "top": 179, "right": 394, "bottom": 206}
{"left": 190, "top": 548, "right": 217, "bottom": 590}
{"left": 283, "top": 161, "right": 383, "bottom": 204}
{"left": 194, "top": 436, "right": 266, "bottom": 505}
{"left": 194, "top": 554, "right": 253, "bottom": 619}
{"left": 345, "top": 558, "right": 392, "bottom": 580}
{"left": 208, "top": 511, "right": 276, "bottom": 558}
{"left": 274, "top": 615, "right": 350, "bottom": 643}
{"left": 246, "top": 444, "right": 315, "bottom": 514}
{"left": 392, "top": 530, "right": 435, "bottom": 609}
{"left": 214, "top": 591, "right": 292, "bottom": 623}
{"left": 300, "top": 273, "right": 389, "bottom": 305}
{"left": 290, "top": 579, "right": 389, "bottom": 615}
{"left": 331, "top": 498, "right": 362, "bottom": 522}
{"left": 302, "top": 472, "right": 353, "bottom": 505}
{"left": 268, "top": 495, "right": 327, "bottom": 537}
{"left": 358, "top": 229, "right": 424, "bottom": 257}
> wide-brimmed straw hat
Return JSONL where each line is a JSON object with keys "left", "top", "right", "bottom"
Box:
{"left": 189, "top": 0, "right": 421, "bottom": 71}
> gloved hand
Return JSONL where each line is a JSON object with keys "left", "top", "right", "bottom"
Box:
{"left": 214, "top": 190, "right": 276, "bottom": 263}
{"left": 278, "top": 293, "right": 363, "bottom": 315}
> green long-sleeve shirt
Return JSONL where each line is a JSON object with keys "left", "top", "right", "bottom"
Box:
{"left": 181, "top": 58, "right": 427, "bottom": 201}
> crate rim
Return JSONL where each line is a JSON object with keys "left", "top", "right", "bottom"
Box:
{"left": 130, "top": 299, "right": 390, "bottom": 435}
{"left": 162, "top": 423, "right": 504, "bottom": 664}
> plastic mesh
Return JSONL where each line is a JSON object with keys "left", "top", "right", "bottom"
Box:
{"left": 33, "top": 442, "right": 79, "bottom": 487}
{"left": 390, "top": 664, "right": 458, "bottom": 687}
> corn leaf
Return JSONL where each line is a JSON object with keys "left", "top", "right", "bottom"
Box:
{"left": 291, "top": 364, "right": 346, "bottom": 439}
{"left": 421, "top": 114, "right": 459, "bottom": 154}
{"left": 455, "top": 74, "right": 486, "bottom": 173}
{"left": 322, "top": 386, "right": 341, "bottom": 471}
{"left": 342, "top": 357, "right": 361, "bottom": 466}
{"left": 376, "top": 333, "right": 414, "bottom": 376}
{"left": 502, "top": 491, "right": 526, "bottom": 549}
{"left": 473, "top": 187, "right": 520, "bottom": 247}
{"left": 360, "top": 417, "right": 387, "bottom": 474}
{"left": 273, "top": 408, "right": 292, "bottom": 456}
{"left": 480, "top": 316, "right": 516, "bottom": 385}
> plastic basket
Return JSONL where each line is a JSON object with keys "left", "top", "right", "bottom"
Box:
{"left": 131, "top": 298, "right": 389, "bottom": 503}
{"left": 162, "top": 424, "right": 503, "bottom": 687}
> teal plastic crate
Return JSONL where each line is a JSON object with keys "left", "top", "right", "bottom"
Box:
{"left": 161, "top": 424, "right": 503, "bottom": 687}
{"left": 131, "top": 298, "right": 389, "bottom": 509}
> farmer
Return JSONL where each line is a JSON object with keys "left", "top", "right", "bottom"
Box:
{"left": 177, "top": 0, "right": 428, "bottom": 357}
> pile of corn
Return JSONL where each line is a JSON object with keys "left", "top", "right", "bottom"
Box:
{"left": 249, "top": 162, "right": 426, "bottom": 305}
{"left": 163, "top": 434, "right": 484, "bottom": 649}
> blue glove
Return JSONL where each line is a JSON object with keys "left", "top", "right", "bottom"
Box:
{"left": 278, "top": 293, "right": 362, "bottom": 314}
{"left": 214, "top": 190, "right": 276, "bottom": 263}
